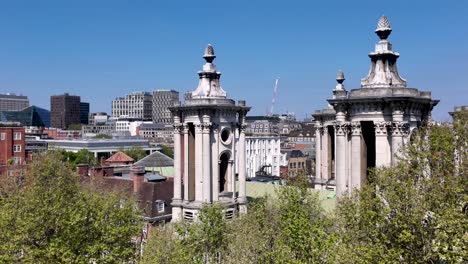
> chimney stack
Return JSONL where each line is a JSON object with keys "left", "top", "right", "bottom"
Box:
{"left": 131, "top": 166, "right": 145, "bottom": 193}
{"left": 76, "top": 164, "right": 89, "bottom": 177}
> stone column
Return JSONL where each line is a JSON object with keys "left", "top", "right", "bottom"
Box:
{"left": 183, "top": 125, "right": 189, "bottom": 202}
{"left": 194, "top": 123, "right": 203, "bottom": 202}
{"left": 227, "top": 160, "right": 233, "bottom": 193}
{"left": 238, "top": 124, "right": 247, "bottom": 212}
{"left": 212, "top": 124, "right": 219, "bottom": 201}
{"left": 230, "top": 126, "right": 236, "bottom": 195}
{"left": 375, "top": 121, "right": 391, "bottom": 167}
{"left": 171, "top": 119, "right": 183, "bottom": 222}
{"left": 350, "top": 122, "right": 362, "bottom": 190}
{"left": 335, "top": 122, "right": 349, "bottom": 197}
{"left": 391, "top": 122, "right": 405, "bottom": 164}
{"left": 173, "top": 124, "right": 182, "bottom": 202}
{"left": 321, "top": 126, "right": 329, "bottom": 180}
{"left": 315, "top": 125, "right": 322, "bottom": 181}
{"left": 202, "top": 122, "right": 212, "bottom": 203}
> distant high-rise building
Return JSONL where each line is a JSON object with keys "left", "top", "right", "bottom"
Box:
{"left": 0, "top": 105, "right": 50, "bottom": 127}
{"left": 50, "top": 93, "right": 81, "bottom": 129}
{"left": 152, "top": 90, "right": 179, "bottom": 124}
{"left": 0, "top": 93, "right": 29, "bottom": 112}
{"left": 80, "top": 102, "right": 90, "bottom": 125}
{"left": 111, "top": 92, "right": 152, "bottom": 120}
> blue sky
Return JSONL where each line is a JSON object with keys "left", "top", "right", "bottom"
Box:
{"left": 0, "top": 0, "right": 466, "bottom": 121}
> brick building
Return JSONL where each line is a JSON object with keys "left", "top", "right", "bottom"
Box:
{"left": 0, "top": 126, "right": 26, "bottom": 165}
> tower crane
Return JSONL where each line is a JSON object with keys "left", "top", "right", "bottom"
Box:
{"left": 268, "top": 78, "right": 280, "bottom": 116}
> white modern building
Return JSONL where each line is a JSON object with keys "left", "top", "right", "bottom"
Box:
{"left": 0, "top": 93, "right": 29, "bottom": 112}
{"left": 115, "top": 120, "right": 153, "bottom": 136}
{"left": 245, "top": 136, "right": 285, "bottom": 177}
{"left": 111, "top": 92, "right": 152, "bottom": 120}
{"left": 170, "top": 44, "right": 250, "bottom": 221}
{"left": 313, "top": 16, "right": 438, "bottom": 196}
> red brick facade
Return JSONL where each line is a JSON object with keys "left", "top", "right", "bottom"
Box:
{"left": 0, "top": 126, "right": 26, "bottom": 165}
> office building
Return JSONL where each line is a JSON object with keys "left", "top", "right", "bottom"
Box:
{"left": 152, "top": 90, "right": 179, "bottom": 124}
{"left": 111, "top": 92, "right": 152, "bottom": 120}
{"left": 0, "top": 93, "right": 29, "bottom": 112}
{"left": 50, "top": 93, "right": 81, "bottom": 129}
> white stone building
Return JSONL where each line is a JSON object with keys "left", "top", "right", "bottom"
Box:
{"left": 111, "top": 92, "right": 152, "bottom": 120}
{"left": 245, "top": 136, "right": 284, "bottom": 177}
{"left": 313, "top": 16, "right": 438, "bottom": 196}
{"left": 170, "top": 45, "right": 250, "bottom": 221}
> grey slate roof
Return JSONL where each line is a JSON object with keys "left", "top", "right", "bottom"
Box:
{"left": 134, "top": 151, "right": 174, "bottom": 167}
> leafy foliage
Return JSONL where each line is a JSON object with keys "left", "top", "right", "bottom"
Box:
{"left": 57, "top": 149, "right": 98, "bottom": 168}
{"left": 120, "top": 146, "right": 148, "bottom": 161}
{"left": 142, "top": 174, "right": 335, "bottom": 264}
{"left": 334, "top": 112, "right": 468, "bottom": 263}
{"left": 0, "top": 152, "right": 142, "bottom": 263}
{"left": 160, "top": 144, "right": 174, "bottom": 159}
{"left": 93, "top": 133, "right": 112, "bottom": 139}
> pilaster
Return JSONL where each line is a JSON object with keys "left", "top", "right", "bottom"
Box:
{"left": 350, "top": 122, "right": 362, "bottom": 190}
{"left": 375, "top": 121, "right": 391, "bottom": 167}
{"left": 202, "top": 122, "right": 212, "bottom": 203}
{"left": 335, "top": 122, "right": 349, "bottom": 197}
{"left": 194, "top": 123, "right": 203, "bottom": 202}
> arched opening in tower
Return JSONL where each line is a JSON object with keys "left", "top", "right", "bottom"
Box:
{"left": 361, "top": 121, "right": 376, "bottom": 177}
{"left": 219, "top": 152, "right": 230, "bottom": 193}
{"left": 187, "top": 123, "right": 196, "bottom": 201}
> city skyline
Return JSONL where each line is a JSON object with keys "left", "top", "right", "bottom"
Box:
{"left": 0, "top": 1, "right": 467, "bottom": 121}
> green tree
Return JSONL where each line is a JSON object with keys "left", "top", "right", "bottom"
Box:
{"left": 93, "top": 134, "right": 112, "bottom": 139}
{"left": 334, "top": 112, "right": 468, "bottom": 263}
{"left": 0, "top": 152, "right": 141, "bottom": 263}
{"left": 121, "top": 146, "right": 147, "bottom": 161}
{"left": 160, "top": 144, "right": 174, "bottom": 158}
{"left": 67, "top": 123, "right": 82, "bottom": 130}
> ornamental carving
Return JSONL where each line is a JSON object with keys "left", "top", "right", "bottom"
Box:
{"left": 374, "top": 121, "right": 390, "bottom": 135}
{"left": 194, "top": 123, "right": 204, "bottom": 133}
{"left": 201, "top": 123, "right": 212, "bottom": 133}
{"left": 391, "top": 122, "right": 409, "bottom": 136}
{"left": 350, "top": 122, "right": 361, "bottom": 136}
{"left": 173, "top": 124, "right": 183, "bottom": 133}
{"left": 238, "top": 123, "right": 248, "bottom": 132}
{"left": 335, "top": 122, "right": 349, "bottom": 136}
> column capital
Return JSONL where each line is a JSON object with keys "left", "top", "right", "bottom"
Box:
{"left": 182, "top": 124, "right": 190, "bottom": 134}
{"left": 201, "top": 122, "right": 212, "bottom": 133}
{"left": 334, "top": 122, "right": 350, "bottom": 136}
{"left": 374, "top": 121, "right": 391, "bottom": 136}
{"left": 173, "top": 124, "right": 183, "bottom": 133}
{"left": 350, "top": 121, "right": 361, "bottom": 136}
{"left": 390, "top": 122, "right": 409, "bottom": 136}
{"left": 195, "top": 123, "right": 203, "bottom": 133}
{"left": 211, "top": 123, "right": 220, "bottom": 134}
{"left": 238, "top": 123, "right": 248, "bottom": 132}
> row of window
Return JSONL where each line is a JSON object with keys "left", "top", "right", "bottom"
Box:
{"left": 289, "top": 162, "right": 305, "bottom": 169}
{"left": 0, "top": 132, "right": 22, "bottom": 140}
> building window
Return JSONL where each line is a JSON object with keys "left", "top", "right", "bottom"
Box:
{"left": 12, "top": 157, "right": 21, "bottom": 165}
{"left": 0, "top": 133, "right": 5, "bottom": 140}
{"left": 13, "top": 145, "right": 21, "bottom": 152}
{"left": 14, "top": 132, "right": 21, "bottom": 140}
{"left": 156, "top": 201, "right": 165, "bottom": 213}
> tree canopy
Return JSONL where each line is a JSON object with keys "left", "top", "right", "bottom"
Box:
{"left": 0, "top": 152, "right": 142, "bottom": 263}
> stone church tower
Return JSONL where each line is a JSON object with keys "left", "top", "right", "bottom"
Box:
{"left": 170, "top": 45, "right": 250, "bottom": 221}
{"left": 313, "top": 16, "right": 439, "bottom": 196}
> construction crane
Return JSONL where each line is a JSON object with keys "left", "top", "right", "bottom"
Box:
{"left": 268, "top": 78, "right": 280, "bottom": 116}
